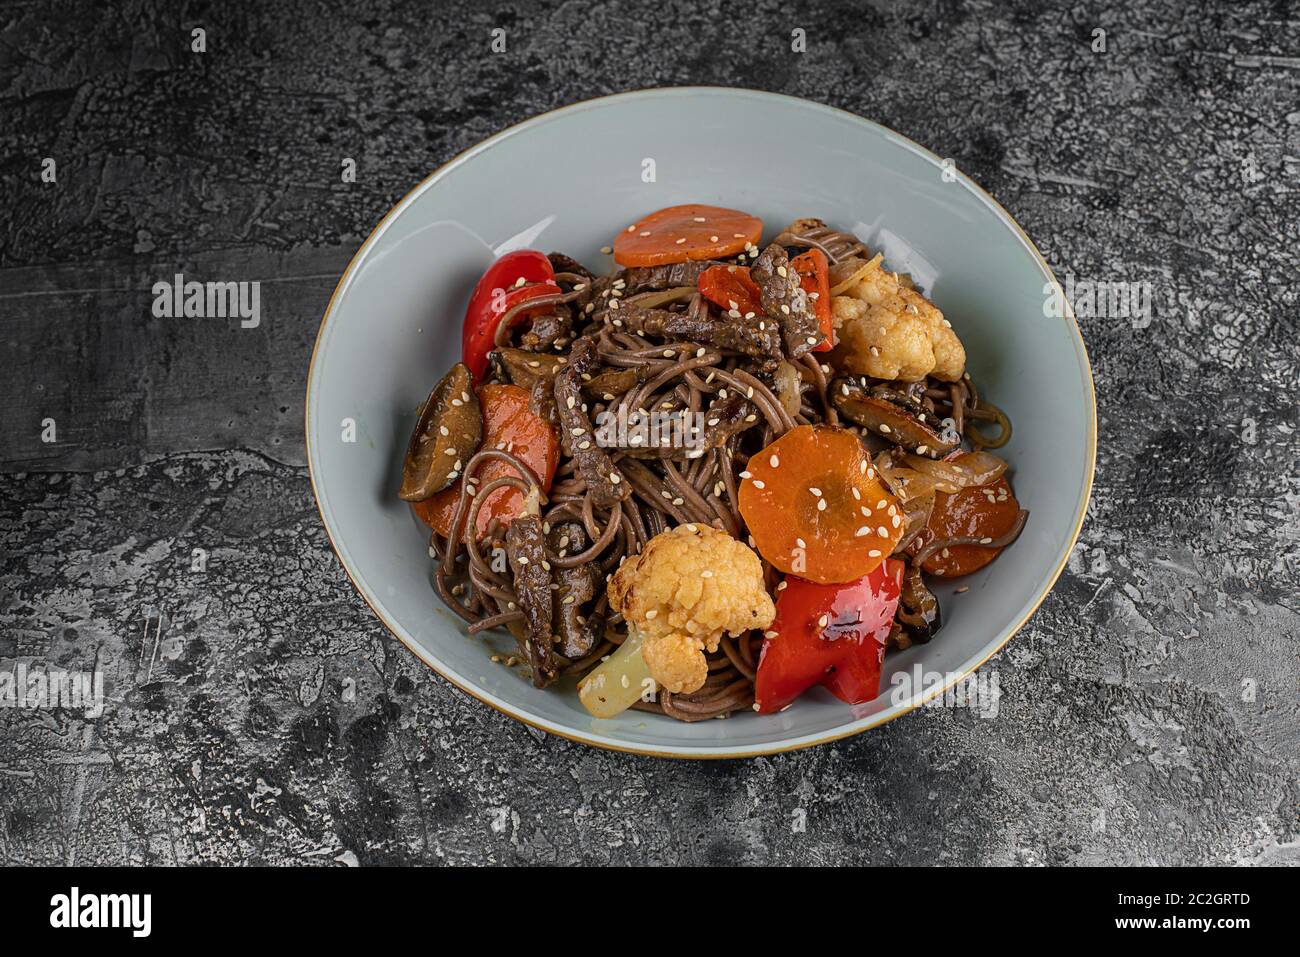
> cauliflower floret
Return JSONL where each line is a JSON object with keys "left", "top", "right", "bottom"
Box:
{"left": 829, "top": 256, "right": 965, "bottom": 382}
{"left": 607, "top": 523, "right": 775, "bottom": 694}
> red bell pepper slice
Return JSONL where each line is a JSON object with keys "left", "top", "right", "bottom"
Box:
{"left": 461, "top": 250, "right": 557, "bottom": 381}
{"left": 754, "top": 559, "right": 903, "bottom": 714}
{"left": 790, "top": 249, "right": 834, "bottom": 351}
{"left": 697, "top": 264, "right": 764, "bottom": 317}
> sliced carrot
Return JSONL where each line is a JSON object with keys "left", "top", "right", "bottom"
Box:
{"left": 413, "top": 384, "right": 558, "bottom": 542}
{"left": 697, "top": 264, "right": 763, "bottom": 316}
{"left": 912, "top": 457, "right": 1022, "bottom": 576}
{"left": 791, "top": 249, "right": 834, "bottom": 351}
{"left": 614, "top": 204, "right": 763, "bottom": 267}
{"left": 737, "top": 425, "right": 904, "bottom": 585}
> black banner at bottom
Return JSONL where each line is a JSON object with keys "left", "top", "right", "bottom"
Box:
{"left": 0, "top": 864, "right": 1281, "bottom": 942}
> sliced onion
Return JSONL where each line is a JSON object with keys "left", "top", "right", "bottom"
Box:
{"left": 876, "top": 450, "right": 958, "bottom": 503}
{"left": 828, "top": 254, "right": 882, "bottom": 296}
{"left": 902, "top": 451, "right": 1007, "bottom": 488}
{"left": 774, "top": 360, "right": 803, "bottom": 418}
{"left": 628, "top": 286, "right": 695, "bottom": 309}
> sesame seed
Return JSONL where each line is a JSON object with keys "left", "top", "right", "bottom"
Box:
{"left": 610, "top": 473, "right": 621, "bottom": 484}
{"left": 817, "top": 499, "right": 827, "bottom": 511}
{"left": 710, "top": 235, "right": 718, "bottom": 241}
{"left": 600, "top": 245, "right": 612, "bottom": 254}
{"left": 980, "top": 537, "right": 993, "bottom": 544}
{"left": 770, "top": 454, "right": 780, "bottom": 468}
{"left": 701, "top": 570, "right": 713, "bottom": 578}
{"left": 675, "top": 237, "right": 687, "bottom": 245}
{"left": 879, "top": 423, "right": 891, "bottom": 433}
{"left": 851, "top": 487, "right": 861, "bottom": 500}
{"left": 777, "top": 265, "right": 788, "bottom": 278}
{"left": 855, "top": 527, "right": 870, "bottom": 537}
{"left": 781, "top": 305, "right": 791, "bottom": 315}
{"left": 796, "top": 537, "right": 807, "bottom": 548}
{"left": 877, "top": 526, "right": 888, "bottom": 536}
{"left": 916, "top": 445, "right": 928, "bottom": 455}
{"left": 639, "top": 230, "right": 650, "bottom": 237}
{"left": 817, "top": 614, "right": 829, "bottom": 629}
{"left": 739, "top": 470, "right": 752, "bottom": 479}
{"left": 646, "top": 609, "right": 658, "bottom": 620}
{"left": 752, "top": 479, "right": 765, "bottom": 489}
{"left": 809, "top": 486, "right": 822, "bottom": 496}
{"left": 868, "top": 549, "right": 881, "bottom": 557}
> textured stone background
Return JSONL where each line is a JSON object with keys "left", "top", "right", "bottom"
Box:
{"left": 1, "top": 0, "right": 1297, "bottom": 865}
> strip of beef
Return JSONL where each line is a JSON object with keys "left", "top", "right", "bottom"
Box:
{"left": 518, "top": 306, "right": 572, "bottom": 352}
{"left": 750, "top": 243, "right": 820, "bottom": 359}
{"left": 701, "top": 393, "right": 761, "bottom": 450}
{"left": 547, "top": 252, "right": 594, "bottom": 281}
{"left": 554, "top": 337, "right": 631, "bottom": 509}
{"left": 505, "top": 515, "right": 560, "bottom": 687}
{"left": 620, "top": 260, "right": 719, "bottom": 295}
{"left": 613, "top": 302, "right": 780, "bottom": 359}
{"left": 547, "top": 522, "right": 602, "bottom": 659}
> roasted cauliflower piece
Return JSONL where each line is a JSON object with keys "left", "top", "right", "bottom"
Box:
{"left": 829, "top": 255, "right": 965, "bottom": 382}
{"left": 607, "top": 524, "right": 775, "bottom": 694}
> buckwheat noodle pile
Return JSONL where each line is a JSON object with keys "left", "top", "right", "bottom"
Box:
{"left": 428, "top": 242, "right": 1013, "bottom": 722}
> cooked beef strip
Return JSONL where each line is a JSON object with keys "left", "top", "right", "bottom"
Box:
{"left": 613, "top": 302, "right": 780, "bottom": 359}
{"left": 547, "top": 252, "right": 594, "bottom": 281}
{"left": 519, "top": 306, "right": 572, "bottom": 352}
{"left": 700, "top": 393, "right": 760, "bottom": 450}
{"left": 620, "top": 260, "right": 720, "bottom": 294}
{"left": 547, "top": 521, "right": 602, "bottom": 659}
{"left": 750, "top": 242, "right": 820, "bottom": 359}
{"left": 505, "top": 515, "right": 560, "bottom": 688}
{"left": 553, "top": 337, "right": 630, "bottom": 509}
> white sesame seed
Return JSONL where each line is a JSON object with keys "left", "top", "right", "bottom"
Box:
{"left": 752, "top": 479, "right": 765, "bottom": 489}
{"left": 855, "top": 526, "right": 870, "bottom": 537}
{"left": 770, "top": 454, "right": 780, "bottom": 468}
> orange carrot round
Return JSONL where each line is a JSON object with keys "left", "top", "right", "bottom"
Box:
{"left": 738, "top": 425, "right": 904, "bottom": 584}
{"left": 614, "top": 204, "right": 763, "bottom": 267}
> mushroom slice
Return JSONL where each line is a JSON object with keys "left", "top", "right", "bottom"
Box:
{"left": 584, "top": 366, "right": 644, "bottom": 400}
{"left": 398, "top": 362, "right": 482, "bottom": 501}
{"left": 490, "top": 348, "right": 563, "bottom": 390}
{"left": 830, "top": 376, "right": 959, "bottom": 457}
{"left": 897, "top": 563, "right": 942, "bottom": 643}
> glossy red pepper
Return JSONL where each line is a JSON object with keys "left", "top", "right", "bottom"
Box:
{"left": 461, "top": 250, "right": 557, "bottom": 381}
{"left": 790, "top": 249, "right": 834, "bottom": 351}
{"left": 697, "top": 264, "right": 764, "bottom": 317}
{"left": 754, "top": 559, "right": 903, "bottom": 714}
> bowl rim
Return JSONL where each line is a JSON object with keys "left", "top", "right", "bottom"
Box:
{"left": 305, "top": 86, "right": 1097, "bottom": 759}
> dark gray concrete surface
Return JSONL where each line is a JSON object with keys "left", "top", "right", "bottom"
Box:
{"left": 1, "top": 0, "right": 1297, "bottom": 865}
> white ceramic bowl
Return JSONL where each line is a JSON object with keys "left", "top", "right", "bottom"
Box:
{"left": 306, "top": 88, "right": 1095, "bottom": 758}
